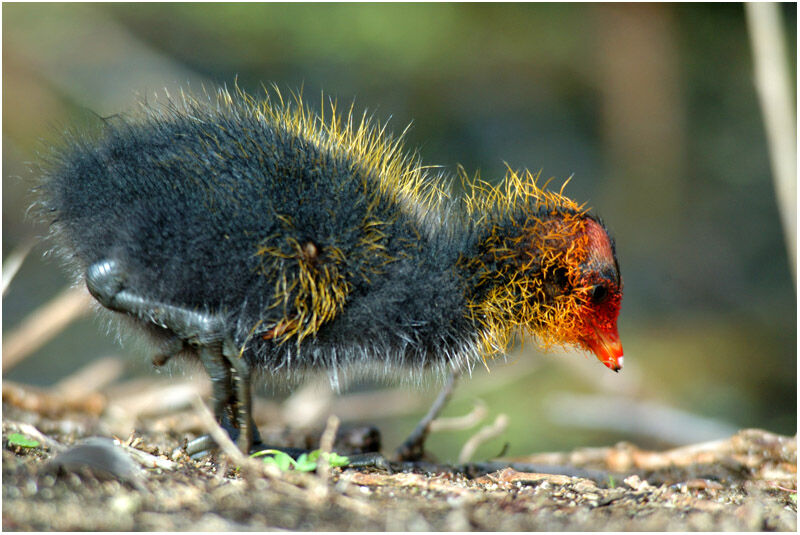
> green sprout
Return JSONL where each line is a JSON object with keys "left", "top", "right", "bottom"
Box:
{"left": 251, "top": 449, "right": 350, "bottom": 472}
{"left": 7, "top": 433, "right": 40, "bottom": 449}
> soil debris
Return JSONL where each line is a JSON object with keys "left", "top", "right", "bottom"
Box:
{"left": 2, "top": 397, "right": 796, "bottom": 531}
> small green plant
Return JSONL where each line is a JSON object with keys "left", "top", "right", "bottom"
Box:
{"left": 7, "top": 433, "right": 40, "bottom": 448}
{"left": 607, "top": 475, "right": 617, "bottom": 488}
{"left": 251, "top": 449, "right": 350, "bottom": 472}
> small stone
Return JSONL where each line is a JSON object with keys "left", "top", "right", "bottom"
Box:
{"left": 624, "top": 475, "right": 652, "bottom": 491}
{"left": 109, "top": 494, "right": 140, "bottom": 515}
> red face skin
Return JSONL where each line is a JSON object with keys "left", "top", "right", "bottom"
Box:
{"left": 578, "top": 292, "right": 623, "bottom": 371}
{"left": 575, "top": 219, "right": 624, "bottom": 371}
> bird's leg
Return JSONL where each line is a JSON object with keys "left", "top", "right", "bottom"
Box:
{"left": 86, "top": 259, "right": 397, "bottom": 470}
{"left": 224, "top": 337, "right": 254, "bottom": 454}
{"left": 86, "top": 259, "right": 259, "bottom": 455}
{"left": 183, "top": 340, "right": 264, "bottom": 457}
{"left": 394, "top": 371, "right": 458, "bottom": 462}
{"left": 196, "top": 343, "right": 235, "bottom": 431}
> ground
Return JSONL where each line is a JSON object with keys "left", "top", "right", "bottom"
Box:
{"left": 2, "top": 382, "right": 797, "bottom": 531}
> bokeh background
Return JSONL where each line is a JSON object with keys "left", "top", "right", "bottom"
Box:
{"left": 3, "top": 3, "right": 796, "bottom": 461}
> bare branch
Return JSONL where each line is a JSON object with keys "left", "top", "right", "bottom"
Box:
{"left": 2, "top": 286, "right": 93, "bottom": 371}
{"left": 458, "top": 413, "right": 509, "bottom": 464}
{"left": 429, "top": 399, "right": 488, "bottom": 432}
{"left": 2, "top": 239, "right": 34, "bottom": 296}
{"left": 190, "top": 394, "right": 247, "bottom": 465}
{"left": 745, "top": 3, "right": 797, "bottom": 285}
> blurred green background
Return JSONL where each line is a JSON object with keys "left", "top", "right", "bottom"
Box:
{"left": 3, "top": 3, "right": 796, "bottom": 460}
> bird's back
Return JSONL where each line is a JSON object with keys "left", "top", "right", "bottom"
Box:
{"left": 40, "top": 93, "right": 477, "bottom": 379}
{"left": 47, "top": 105, "right": 332, "bottom": 300}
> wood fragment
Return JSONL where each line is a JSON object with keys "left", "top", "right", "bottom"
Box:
{"left": 116, "top": 441, "right": 177, "bottom": 471}
{"left": 430, "top": 399, "right": 488, "bottom": 432}
{"left": 2, "top": 286, "right": 93, "bottom": 371}
{"left": 316, "top": 414, "right": 340, "bottom": 485}
{"left": 2, "top": 238, "right": 34, "bottom": 296}
{"left": 2, "top": 381, "right": 105, "bottom": 416}
{"left": 511, "top": 428, "right": 797, "bottom": 487}
{"left": 624, "top": 474, "right": 652, "bottom": 491}
{"left": 108, "top": 380, "right": 209, "bottom": 420}
{"left": 474, "top": 467, "right": 579, "bottom": 487}
{"left": 3, "top": 420, "right": 66, "bottom": 452}
{"left": 746, "top": 2, "right": 797, "bottom": 281}
{"left": 458, "top": 413, "right": 508, "bottom": 463}
{"left": 190, "top": 394, "right": 247, "bottom": 466}
{"left": 54, "top": 356, "right": 125, "bottom": 399}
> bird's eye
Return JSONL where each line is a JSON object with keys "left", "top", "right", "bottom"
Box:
{"left": 591, "top": 284, "right": 609, "bottom": 303}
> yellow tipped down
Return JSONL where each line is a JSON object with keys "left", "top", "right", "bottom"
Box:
{"left": 227, "top": 84, "right": 447, "bottom": 214}
{"left": 461, "top": 172, "right": 595, "bottom": 360}
{"left": 462, "top": 168, "right": 588, "bottom": 223}
{"left": 179, "top": 85, "right": 598, "bottom": 357}
{"left": 257, "top": 236, "right": 351, "bottom": 346}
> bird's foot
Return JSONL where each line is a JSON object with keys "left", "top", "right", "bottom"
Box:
{"left": 86, "top": 259, "right": 255, "bottom": 455}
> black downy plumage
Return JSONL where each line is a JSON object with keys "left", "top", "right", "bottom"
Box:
{"left": 37, "top": 86, "right": 623, "bottom": 456}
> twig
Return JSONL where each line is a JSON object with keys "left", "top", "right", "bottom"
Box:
{"left": 108, "top": 379, "right": 209, "bottom": 420}
{"left": 317, "top": 414, "right": 340, "bottom": 487}
{"left": 3, "top": 357, "right": 123, "bottom": 419}
{"left": 430, "top": 399, "right": 488, "bottom": 432}
{"left": 2, "top": 239, "right": 34, "bottom": 296}
{"left": 458, "top": 413, "right": 509, "bottom": 464}
{"left": 117, "top": 441, "right": 177, "bottom": 470}
{"left": 745, "top": 3, "right": 797, "bottom": 285}
{"left": 2, "top": 381, "right": 105, "bottom": 416}
{"left": 464, "top": 461, "right": 613, "bottom": 484}
{"left": 3, "top": 421, "right": 66, "bottom": 452}
{"left": 54, "top": 356, "right": 125, "bottom": 399}
{"left": 190, "top": 394, "right": 247, "bottom": 466}
{"left": 2, "top": 286, "right": 93, "bottom": 371}
{"left": 769, "top": 483, "right": 797, "bottom": 494}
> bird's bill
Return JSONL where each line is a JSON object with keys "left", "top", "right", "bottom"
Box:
{"left": 583, "top": 326, "right": 624, "bottom": 372}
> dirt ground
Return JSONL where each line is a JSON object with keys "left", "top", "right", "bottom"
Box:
{"left": 2, "top": 387, "right": 797, "bottom": 531}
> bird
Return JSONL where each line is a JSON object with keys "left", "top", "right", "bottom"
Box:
{"left": 35, "top": 85, "right": 623, "bottom": 458}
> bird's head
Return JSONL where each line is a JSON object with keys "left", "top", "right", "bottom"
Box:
{"left": 464, "top": 171, "right": 623, "bottom": 371}
{"left": 562, "top": 217, "right": 623, "bottom": 371}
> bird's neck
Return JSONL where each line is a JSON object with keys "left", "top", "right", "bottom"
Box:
{"left": 456, "top": 209, "right": 587, "bottom": 355}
